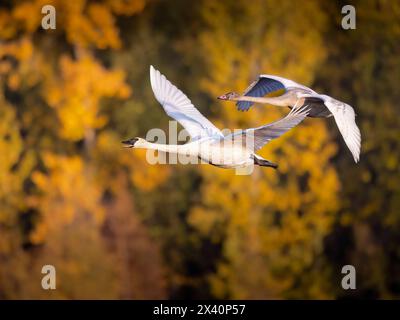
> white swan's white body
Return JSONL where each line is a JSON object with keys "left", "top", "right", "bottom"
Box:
{"left": 123, "top": 66, "right": 310, "bottom": 169}
{"left": 133, "top": 138, "right": 252, "bottom": 168}
{"left": 133, "top": 135, "right": 270, "bottom": 168}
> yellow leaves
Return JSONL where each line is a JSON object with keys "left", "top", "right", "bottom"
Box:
{"left": 0, "top": 1, "right": 134, "bottom": 140}
{"left": 88, "top": 4, "right": 120, "bottom": 48}
{"left": 12, "top": 1, "right": 43, "bottom": 33}
{"left": 29, "top": 223, "right": 48, "bottom": 245}
{"left": 361, "top": 170, "right": 371, "bottom": 183}
{"left": 0, "top": 10, "right": 16, "bottom": 39}
{"left": 1, "top": 0, "right": 146, "bottom": 48}
{"left": 0, "top": 0, "right": 162, "bottom": 300}
{"left": 7, "top": 73, "right": 20, "bottom": 91}
{"left": 128, "top": 150, "right": 171, "bottom": 192}
{"left": 0, "top": 37, "right": 33, "bottom": 62}
{"left": 188, "top": 207, "right": 221, "bottom": 241}
{"left": 385, "top": 154, "right": 398, "bottom": 170}
{"left": 0, "top": 106, "right": 22, "bottom": 172}
{"left": 183, "top": 0, "right": 342, "bottom": 299}
{"left": 67, "top": 3, "right": 121, "bottom": 49}
{"left": 106, "top": 0, "right": 146, "bottom": 15}
{"left": 45, "top": 54, "right": 131, "bottom": 140}
{"left": 93, "top": 131, "right": 171, "bottom": 192}
{"left": 0, "top": 103, "right": 34, "bottom": 203}
{"left": 30, "top": 153, "right": 105, "bottom": 244}
{"left": 0, "top": 36, "right": 43, "bottom": 92}
{"left": 63, "top": 0, "right": 145, "bottom": 49}
{"left": 57, "top": 54, "right": 130, "bottom": 99}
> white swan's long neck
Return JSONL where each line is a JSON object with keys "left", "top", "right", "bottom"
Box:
{"left": 136, "top": 141, "right": 193, "bottom": 155}
{"left": 233, "top": 95, "right": 289, "bottom": 107}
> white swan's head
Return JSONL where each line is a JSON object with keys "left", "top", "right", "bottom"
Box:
{"left": 218, "top": 92, "right": 240, "bottom": 101}
{"left": 121, "top": 137, "right": 146, "bottom": 148}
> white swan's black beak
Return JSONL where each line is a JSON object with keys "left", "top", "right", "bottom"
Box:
{"left": 122, "top": 138, "right": 138, "bottom": 148}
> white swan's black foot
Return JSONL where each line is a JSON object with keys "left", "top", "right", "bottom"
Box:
{"left": 253, "top": 157, "right": 278, "bottom": 169}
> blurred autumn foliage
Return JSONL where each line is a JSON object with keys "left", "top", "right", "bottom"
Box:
{"left": 0, "top": 0, "right": 399, "bottom": 299}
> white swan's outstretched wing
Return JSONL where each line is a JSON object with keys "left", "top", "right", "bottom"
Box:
{"left": 236, "top": 74, "right": 316, "bottom": 111}
{"left": 226, "top": 104, "right": 310, "bottom": 152}
{"left": 299, "top": 93, "right": 361, "bottom": 163}
{"left": 150, "top": 65, "right": 223, "bottom": 140}
{"left": 323, "top": 100, "right": 361, "bottom": 163}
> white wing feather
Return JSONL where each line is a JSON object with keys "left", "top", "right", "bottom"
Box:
{"left": 299, "top": 93, "right": 362, "bottom": 162}
{"left": 150, "top": 66, "right": 222, "bottom": 140}
{"left": 225, "top": 104, "right": 310, "bottom": 152}
{"left": 323, "top": 100, "right": 361, "bottom": 163}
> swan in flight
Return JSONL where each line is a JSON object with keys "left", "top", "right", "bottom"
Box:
{"left": 218, "top": 74, "right": 361, "bottom": 162}
{"left": 122, "top": 66, "right": 310, "bottom": 170}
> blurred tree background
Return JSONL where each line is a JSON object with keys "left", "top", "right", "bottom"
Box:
{"left": 0, "top": 0, "right": 399, "bottom": 299}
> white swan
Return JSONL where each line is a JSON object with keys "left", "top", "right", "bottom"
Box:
{"left": 122, "top": 66, "right": 310, "bottom": 169}
{"left": 218, "top": 74, "right": 361, "bottom": 163}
